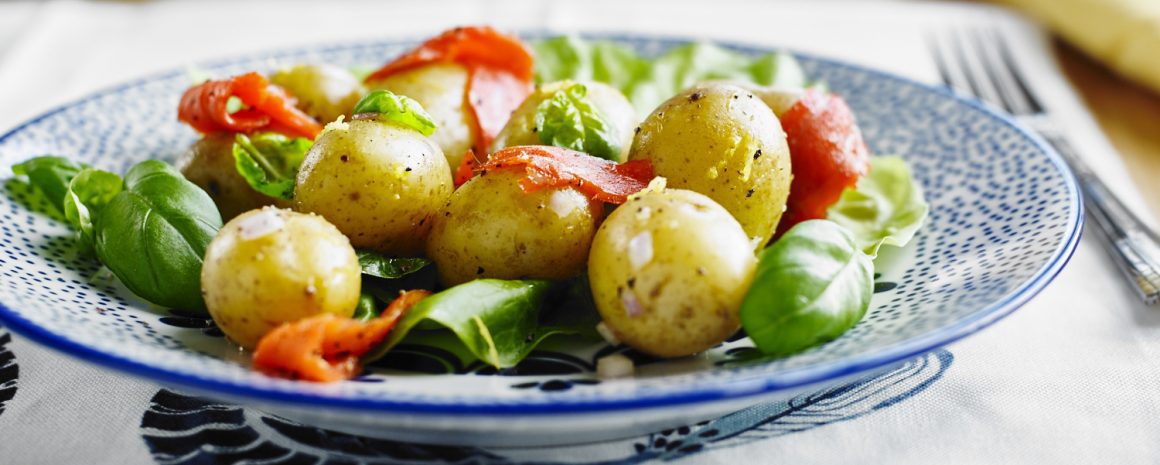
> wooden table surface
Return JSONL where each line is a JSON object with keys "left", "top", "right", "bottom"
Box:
{"left": 1054, "top": 39, "right": 1160, "bottom": 222}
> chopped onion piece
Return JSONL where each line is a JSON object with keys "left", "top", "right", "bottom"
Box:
{"left": 597, "top": 353, "right": 635, "bottom": 379}
{"left": 627, "top": 231, "right": 653, "bottom": 270}
{"left": 595, "top": 321, "right": 621, "bottom": 346}
{"left": 236, "top": 207, "right": 285, "bottom": 240}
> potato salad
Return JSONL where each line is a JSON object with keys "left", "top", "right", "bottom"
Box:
{"left": 13, "top": 26, "right": 928, "bottom": 382}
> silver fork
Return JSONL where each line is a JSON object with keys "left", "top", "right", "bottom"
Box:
{"left": 928, "top": 26, "right": 1160, "bottom": 305}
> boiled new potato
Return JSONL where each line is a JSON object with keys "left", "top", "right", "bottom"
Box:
{"left": 489, "top": 80, "right": 637, "bottom": 161}
{"left": 270, "top": 63, "right": 366, "bottom": 124}
{"left": 366, "top": 63, "right": 476, "bottom": 170}
{"left": 588, "top": 188, "right": 757, "bottom": 358}
{"left": 699, "top": 80, "right": 805, "bottom": 117}
{"left": 427, "top": 168, "right": 601, "bottom": 286}
{"left": 628, "top": 83, "right": 791, "bottom": 247}
{"left": 201, "top": 207, "right": 361, "bottom": 349}
{"left": 176, "top": 132, "right": 287, "bottom": 220}
{"left": 294, "top": 118, "right": 453, "bottom": 255}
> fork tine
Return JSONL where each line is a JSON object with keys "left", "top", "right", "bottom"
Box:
{"left": 942, "top": 31, "right": 984, "bottom": 98}
{"left": 929, "top": 30, "right": 979, "bottom": 98}
{"left": 949, "top": 27, "right": 1011, "bottom": 112}
{"left": 990, "top": 27, "right": 1045, "bottom": 114}
{"left": 968, "top": 27, "right": 1031, "bottom": 115}
{"left": 926, "top": 32, "right": 955, "bottom": 87}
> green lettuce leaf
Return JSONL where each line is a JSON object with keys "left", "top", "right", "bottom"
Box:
{"left": 532, "top": 37, "right": 805, "bottom": 116}
{"left": 63, "top": 168, "right": 124, "bottom": 252}
{"left": 355, "top": 251, "right": 431, "bottom": 280}
{"left": 232, "top": 133, "right": 312, "bottom": 201}
{"left": 828, "top": 156, "right": 929, "bottom": 256}
{"left": 366, "top": 279, "right": 578, "bottom": 368}
{"left": 351, "top": 90, "right": 437, "bottom": 136}
{"left": 534, "top": 83, "right": 620, "bottom": 160}
{"left": 11, "top": 156, "right": 88, "bottom": 214}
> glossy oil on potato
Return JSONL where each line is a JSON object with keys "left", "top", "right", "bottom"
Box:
{"left": 588, "top": 188, "right": 757, "bottom": 358}
{"left": 201, "top": 207, "right": 361, "bottom": 349}
{"left": 293, "top": 119, "right": 453, "bottom": 255}
{"left": 176, "top": 132, "right": 287, "bottom": 220}
{"left": 366, "top": 63, "right": 476, "bottom": 171}
{"left": 489, "top": 80, "right": 637, "bottom": 161}
{"left": 628, "top": 83, "right": 792, "bottom": 246}
{"left": 270, "top": 63, "right": 366, "bottom": 124}
{"left": 427, "top": 169, "right": 601, "bottom": 286}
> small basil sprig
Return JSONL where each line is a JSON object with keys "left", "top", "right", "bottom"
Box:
{"left": 94, "top": 160, "right": 223, "bottom": 313}
{"left": 11, "top": 156, "right": 88, "bottom": 214}
{"left": 352, "top": 90, "right": 437, "bottom": 136}
{"left": 63, "top": 168, "right": 123, "bottom": 252}
{"left": 355, "top": 251, "right": 431, "bottom": 280}
{"left": 366, "top": 279, "right": 576, "bottom": 368}
{"left": 232, "top": 133, "right": 312, "bottom": 201}
{"left": 534, "top": 82, "right": 620, "bottom": 160}
{"left": 740, "top": 220, "right": 873, "bottom": 357}
{"left": 828, "top": 156, "right": 929, "bottom": 256}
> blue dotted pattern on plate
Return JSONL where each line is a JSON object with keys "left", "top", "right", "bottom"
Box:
{"left": 0, "top": 35, "right": 1080, "bottom": 413}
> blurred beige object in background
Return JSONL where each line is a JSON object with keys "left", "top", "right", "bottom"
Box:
{"left": 996, "top": 0, "right": 1160, "bottom": 95}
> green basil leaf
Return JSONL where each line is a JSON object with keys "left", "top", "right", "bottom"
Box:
{"left": 232, "top": 133, "right": 312, "bottom": 201}
{"left": 355, "top": 250, "right": 431, "bottom": 280}
{"left": 366, "top": 279, "right": 572, "bottom": 368}
{"left": 534, "top": 83, "right": 620, "bottom": 160}
{"left": 540, "top": 275, "right": 602, "bottom": 339}
{"left": 828, "top": 156, "right": 929, "bottom": 256}
{"left": 62, "top": 168, "right": 124, "bottom": 252}
{"left": 11, "top": 156, "right": 89, "bottom": 214}
{"left": 352, "top": 291, "right": 379, "bottom": 322}
{"left": 740, "top": 220, "right": 873, "bottom": 357}
{"left": 93, "top": 160, "right": 223, "bottom": 313}
{"left": 532, "top": 37, "right": 805, "bottom": 117}
{"left": 351, "top": 90, "right": 437, "bottom": 136}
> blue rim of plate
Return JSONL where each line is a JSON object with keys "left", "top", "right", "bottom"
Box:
{"left": 0, "top": 32, "right": 1084, "bottom": 416}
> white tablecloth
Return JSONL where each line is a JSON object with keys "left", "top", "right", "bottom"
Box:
{"left": 0, "top": 1, "right": 1157, "bottom": 463}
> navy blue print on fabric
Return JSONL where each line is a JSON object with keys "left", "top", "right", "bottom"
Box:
{"left": 140, "top": 350, "right": 952, "bottom": 465}
{"left": 0, "top": 331, "right": 17, "bottom": 417}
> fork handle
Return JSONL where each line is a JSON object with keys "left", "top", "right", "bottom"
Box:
{"left": 1042, "top": 132, "right": 1160, "bottom": 304}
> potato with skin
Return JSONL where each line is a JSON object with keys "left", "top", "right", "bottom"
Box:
{"left": 699, "top": 80, "right": 805, "bottom": 117}
{"left": 489, "top": 80, "right": 637, "bottom": 161}
{"left": 294, "top": 119, "right": 453, "bottom": 255}
{"left": 588, "top": 188, "right": 757, "bottom": 358}
{"left": 427, "top": 169, "right": 601, "bottom": 286}
{"left": 176, "top": 132, "right": 288, "bottom": 220}
{"left": 366, "top": 64, "right": 476, "bottom": 171}
{"left": 628, "top": 83, "right": 792, "bottom": 247}
{"left": 202, "top": 207, "right": 361, "bottom": 349}
{"left": 270, "top": 64, "right": 366, "bottom": 124}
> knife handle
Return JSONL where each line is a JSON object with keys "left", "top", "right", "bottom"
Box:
{"left": 1045, "top": 133, "right": 1160, "bottom": 304}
